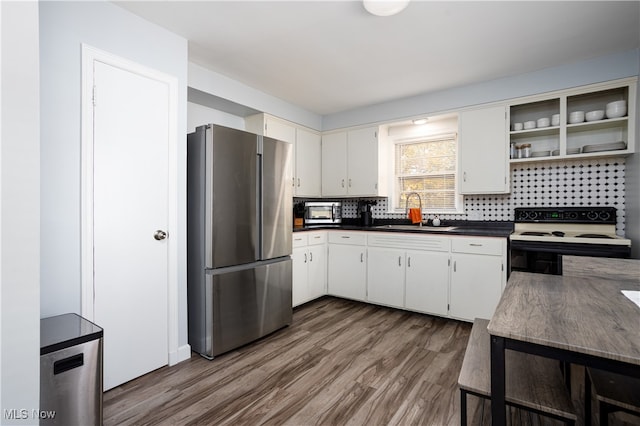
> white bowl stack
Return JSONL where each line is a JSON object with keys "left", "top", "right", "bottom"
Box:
{"left": 568, "top": 111, "right": 585, "bottom": 124}
{"left": 537, "top": 117, "right": 550, "bottom": 128}
{"left": 585, "top": 110, "right": 605, "bottom": 122}
{"left": 605, "top": 100, "right": 626, "bottom": 118}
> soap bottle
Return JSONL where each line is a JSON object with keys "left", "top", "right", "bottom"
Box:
{"left": 432, "top": 216, "right": 441, "bottom": 227}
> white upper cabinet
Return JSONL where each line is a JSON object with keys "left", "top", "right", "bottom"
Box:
{"left": 294, "top": 128, "right": 322, "bottom": 197}
{"left": 458, "top": 105, "right": 509, "bottom": 194}
{"left": 321, "top": 131, "right": 349, "bottom": 196}
{"left": 321, "top": 126, "right": 386, "bottom": 197}
{"left": 246, "top": 113, "right": 322, "bottom": 197}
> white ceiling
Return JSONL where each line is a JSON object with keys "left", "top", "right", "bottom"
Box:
{"left": 115, "top": 1, "right": 640, "bottom": 116}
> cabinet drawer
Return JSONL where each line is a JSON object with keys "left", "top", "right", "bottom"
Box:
{"left": 367, "top": 233, "right": 449, "bottom": 252}
{"left": 328, "top": 231, "right": 367, "bottom": 245}
{"left": 306, "top": 231, "right": 327, "bottom": 246}
{"left": 451, "top": 237, "right": 504, "bottom": 256}
{"left": 292, "top": 233, "right": 308, "bottom": 248}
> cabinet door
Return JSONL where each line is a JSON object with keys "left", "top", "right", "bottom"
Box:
{"left": 292, "top": 247, "right": 309, "bottom": 307}
{"left": 405, "top": 250, "right": 449, "bottom": 316}
{"left": 321, "top": 132, "right": 348, "bottom": 196}
{"left": 327, "top": 244, "right": 366, "bottom": 301}
{"left": 367, "top": 247, "right": 405, "bottom": 308}
{"left": 347, "top": 127, "right": 378, "bottom": 196}
{"left": 459, "top": 106, "right": 509, "bottom": 194}
{"left": 265, "top": 116, "right": 296, "bottom": 143}
{"left": 449, "top": 253, "right": 503, "bottom": 321}
{"left": 295, "top": 128, "right": 322, "bottom": 197}
{"left": 307, "top": 244, "right": 326, "bottom": 300}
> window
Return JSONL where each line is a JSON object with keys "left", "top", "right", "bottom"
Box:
{"left": 394, "top": 134, "right": 460, "bottom": 212}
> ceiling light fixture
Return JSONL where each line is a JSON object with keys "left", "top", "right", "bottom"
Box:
{"left": 363, "top": 0, "right": 410, "bottom": 17}
{"left": 412, "top": 118, "right": 428, "bottom": 125}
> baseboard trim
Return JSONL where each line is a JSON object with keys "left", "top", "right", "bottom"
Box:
{"left": 169, "top": 344, "right": 191, "bottom": 366}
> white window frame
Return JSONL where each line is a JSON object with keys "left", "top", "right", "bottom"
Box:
{"left": 389, "top": 133, "right": 464, "bottom": 214}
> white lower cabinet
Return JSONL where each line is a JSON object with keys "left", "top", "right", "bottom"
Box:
{"left": 367, "top": 247, "right": 405, "bottom": 308}
{"left": 321, "top": 230, "right": 506, "bottom": 322}
{"left": 366, "top": 233, "right": 450, "bottom": 315}
{"left": 292, "top": 232, "right": 327, "bottom": 307}
{"left": 449, "top": 237, "right": 506, "bottom": 321}
{"left": 404, "top": 250, "right": 450, "bottom": 317}
{"left": 327, "top": 232, "right": 367, "bottom": 301}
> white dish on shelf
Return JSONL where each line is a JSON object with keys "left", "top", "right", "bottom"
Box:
{"left": 512, "top": 122, "right": 523, "bottom": 131}
{"left": 606, "top": 100, "right": 626, "bottom": 109}
{"left": 531, "top": 150, "right": 550, "bottom": 158}
{"left": 567, "top": 147, "right": 581, "bottom": 155}
{"left": 523, "top": 120, "right": 536, "bottom": 130}
{"left": 582, "top": 141, "right": 627, "bottom": 153}
{"left": 585, "top": 110, "right": 605, "bottom": 121}
{"left": 551, "top": 114, "right": 560, "bottom": 126}
{"left": 568, "top": 111, "right": 585, "bottom": 124}
{"left": 606, "top": 106, "right": 627, "bottom": 119}
{"left": 537, "top": 117, "right": 550, "bottom": 128}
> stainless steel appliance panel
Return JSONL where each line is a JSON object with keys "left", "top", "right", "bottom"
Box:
{"left": 207, "top": 125, "right": 259, "bottom": 268}
{"left": 40, "top": 339, "right": 103, "bottom": 425}
{"left": 261, "top": 136, "right": 292, "bottom": 260}
{"left": 205, "top": 259, "right": 292, "bottom": 358}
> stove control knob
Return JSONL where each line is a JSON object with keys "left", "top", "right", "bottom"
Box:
{"left": 566, "top": 212, "right": 578, "bottom": 220}
{"left": 529, "top": 211, "right": 538, "bottom": 221}
{"left": 587, "top": 211, "right": 599, "bottom": 221}
{"left": 599, "top": 211, "right": 611, "bottom": 221}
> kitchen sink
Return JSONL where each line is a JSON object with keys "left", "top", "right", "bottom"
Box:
{"left": 373, "top": 224, "right": 458, "bottom": 232}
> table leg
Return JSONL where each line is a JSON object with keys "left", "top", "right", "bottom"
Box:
{"left": 490, "top": 335, "right": 506, "bottom": 426}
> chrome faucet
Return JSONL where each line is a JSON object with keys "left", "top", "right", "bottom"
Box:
{"left": 405, "top": 192, "right": 423, "bottom": 226}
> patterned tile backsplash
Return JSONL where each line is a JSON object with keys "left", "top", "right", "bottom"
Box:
{"left": 298, "top": 157, "right": 627, "bottom": 235}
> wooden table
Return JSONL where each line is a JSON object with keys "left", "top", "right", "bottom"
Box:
{"left": 487, "top": 271, "right": 640, "bottom": 426}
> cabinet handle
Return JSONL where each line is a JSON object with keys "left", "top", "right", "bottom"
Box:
{"left": 294, "top": 237, "right": 303, "bottom": 242}
{"left": 463, "top": 172, "right": 467, "bottom": 182}
{"left": 292, "top": 177, "right": 295, "bottom": 187}
{"left": 297, "top": 178, "right": 301, "bottom": 187}
{"left": 304, "top": 253, "right": 307, "bottom": 263}
{"left": 398, "top": 256, "right": 402, "bottom": 267}
{"left": 454, "top": 261, "right": 457, "bottom": 272}
{"left": 341, "top": 236, "right": 350, "bottom": 239}
{"left": 470, "top": 243, "right": 483, "bottom": 247}
{"left": 309, "top": 252, "right": 313, "bottom": 262}
{"left": 341, "top": 179, "right": 345, "bottom": 188}
{"left": 349, "top": 178, "right": 352, "bottom": 187}
{"left": 408, "top": 257, "right": 411, "bottom": 267}
{"left": 313, "top": 236, "right": 321, "bottom": 239}
{"left": 360, "top": 253, "right": 364, "bottom": 263}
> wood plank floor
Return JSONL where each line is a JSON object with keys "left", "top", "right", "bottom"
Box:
{"left": 103, "top": 297, "right": 634, "bottom": 425}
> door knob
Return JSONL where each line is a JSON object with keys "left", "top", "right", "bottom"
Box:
{"left": 154, "top": 230, "right": 168, "bottom": 241}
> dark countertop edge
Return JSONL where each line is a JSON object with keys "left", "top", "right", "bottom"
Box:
{"left": 294, "top": 220, "right": 514, "bottom": 238}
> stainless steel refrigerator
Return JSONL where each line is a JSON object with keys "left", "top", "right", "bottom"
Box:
{"left": 187, "top": 124, "right": 292, "bottom": 359}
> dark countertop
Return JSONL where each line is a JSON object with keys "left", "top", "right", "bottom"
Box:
{"left": 293, "top": 219, "right": 514, "bottom": 238}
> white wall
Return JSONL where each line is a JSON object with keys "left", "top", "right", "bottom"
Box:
{"left": 189, "top": 62, "right": 323, "bottom": 131}
{"left": 39, "top": 1, "right": 189, "bottom": 350}
{"left": 187, "top": 102, "right": 246, "bottom": 133}
{"left": 323, "top": 49, "right": 640, "bottom": 131}
{"left": 1, "top": 1, "right": 41, "bottom": 423}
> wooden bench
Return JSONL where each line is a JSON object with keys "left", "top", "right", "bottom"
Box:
{"left": 458, "top": 318, "right": 577, "bottom": 425}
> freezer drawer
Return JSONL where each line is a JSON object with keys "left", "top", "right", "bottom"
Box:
{"left": 195, "top": 258, "right": 292, "bottom": 359}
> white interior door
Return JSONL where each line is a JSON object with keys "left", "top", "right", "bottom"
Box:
{"left": 92, "top": 59, "right": 170, "bottom": 390}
